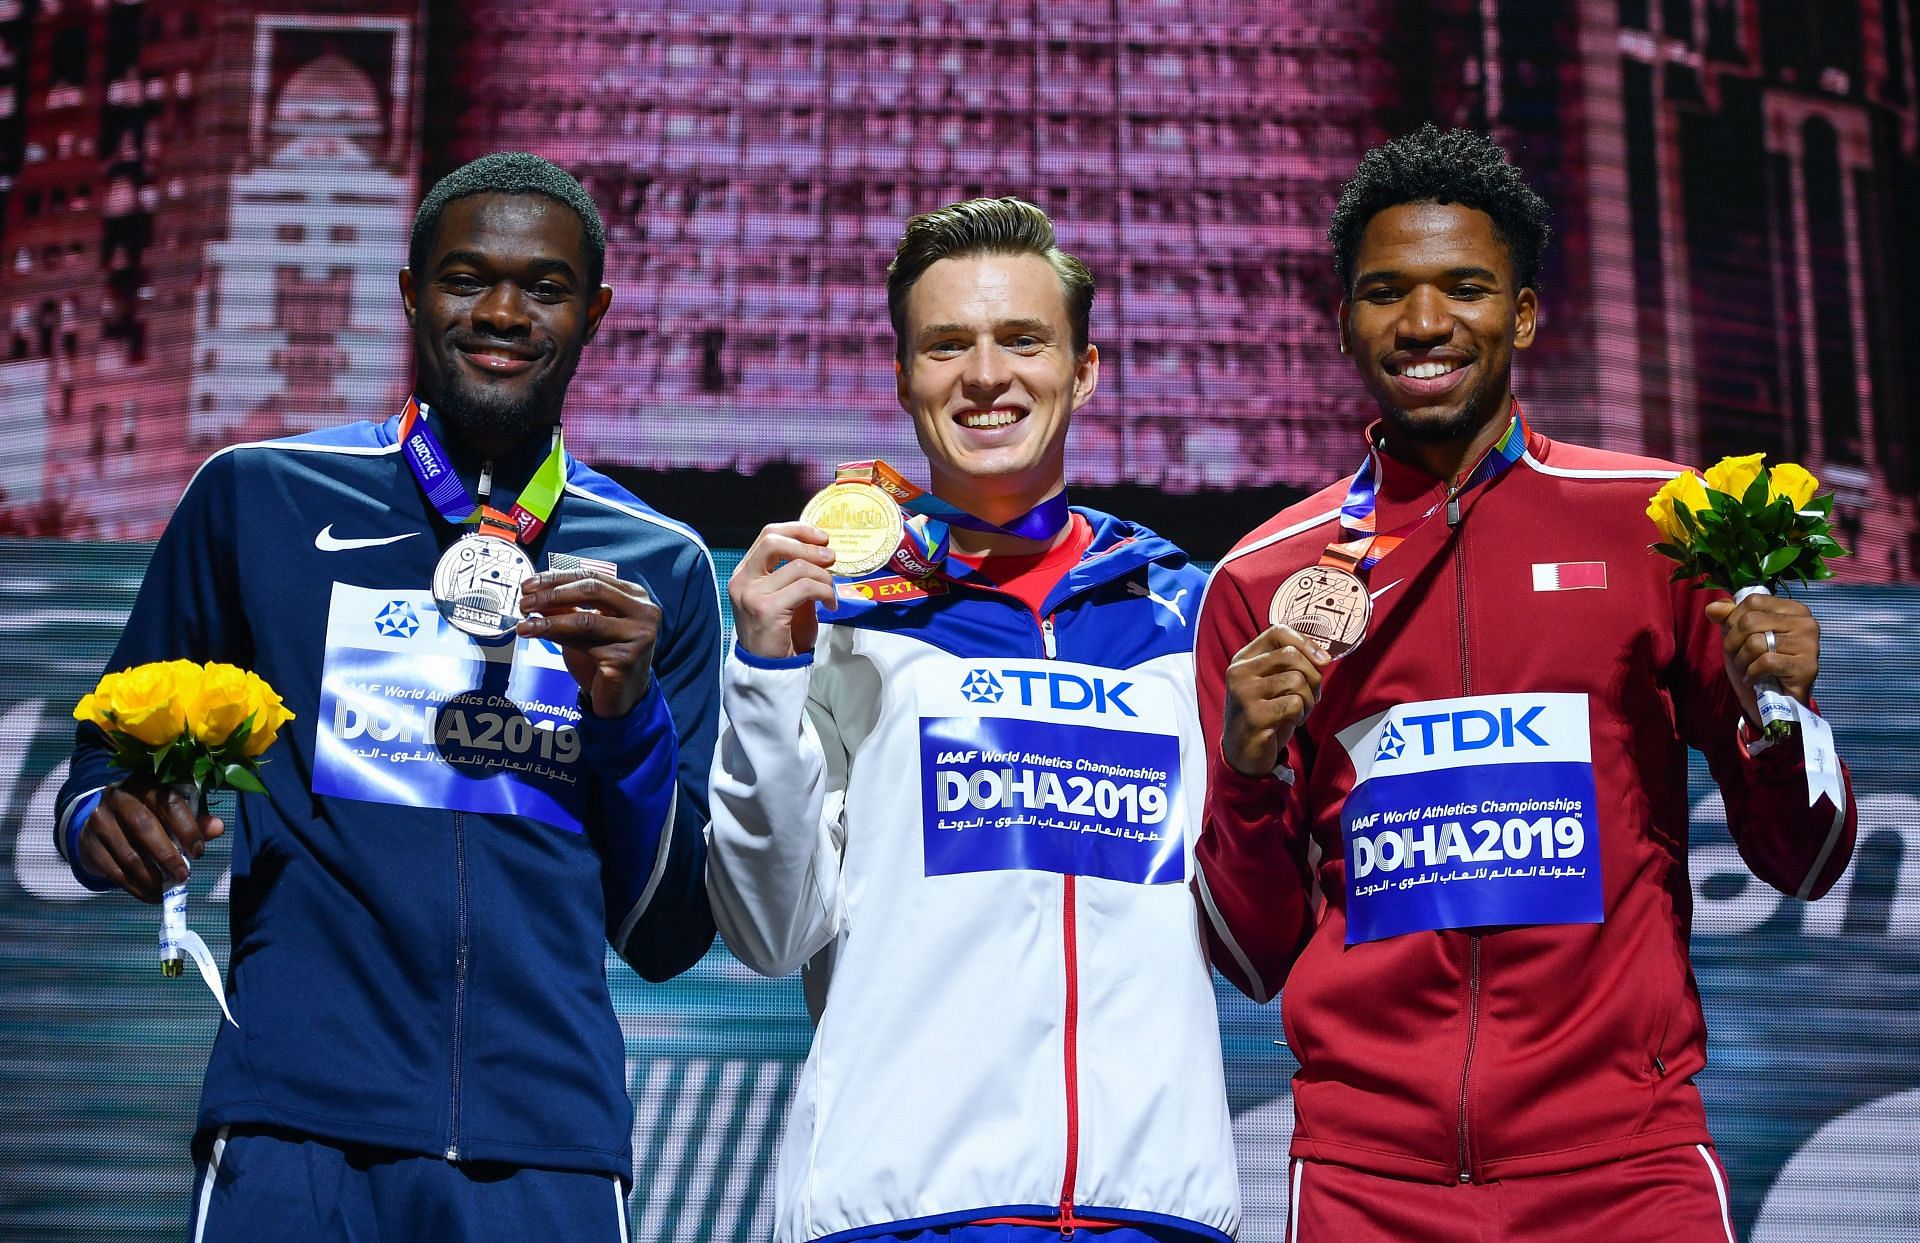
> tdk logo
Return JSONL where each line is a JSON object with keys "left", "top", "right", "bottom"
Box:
{"left": 1399, "top": 705, "right": 1548, "bottom": 755}
{"left": 963, "top": 668, "right": 1136, "bottom": 717}
{"left": 959, "top": 670, "right": 1003, "bottom": 704}
{"left": 1375, "top": 721, "right": 1406, "bottom": 761}
{"left": 374, "top": 600, "right": 419, "bottom": 639}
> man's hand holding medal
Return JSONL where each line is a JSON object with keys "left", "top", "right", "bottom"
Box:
{"left": 517, "top": 570, "right": 663, "bottom": 719}
{"left": 730, "top": 460, "right": 971, "bottom": 661}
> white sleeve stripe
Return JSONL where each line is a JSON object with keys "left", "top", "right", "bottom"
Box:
{"left": 1695, "top": 1144, "right": 1737, "bottom": 1243}
{"left": 611, "top": 1176, "right": 629, "bottom": 1241}
{"left": 1195, "top": 866, "right": 1271, "bottom": 1004}
{"left": 1795, "top": 788, "right": 1850, "bottom": 901}
{"left": 1519, "top": 450, "right": 1680, "bottom": 481}
{"left": 181, "top": 437, "right": 400, "bottom": 495}
{"left": 191, "top": 1125, "right": 230, "bottom": 1243}
{"left": 615, "top": 787, "right": 678, "bottom": 953}
{"left": 54, "top": 785, "right": 109, "bottom": 862}
{"left": 1195, "top": 506, "right": 1343, "bottom": 635}
{"left": 1211, "top": 507, "right": 1344, "bottom": 575}
{"left": 562, "top": 482, "right": 711, "bottom": 556}
{"left": 1288, "top": 1158, "right": 1304, "bottom": 1243}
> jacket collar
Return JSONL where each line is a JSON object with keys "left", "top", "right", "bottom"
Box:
{"left": 1357, "top": 408, "right": 1550, "bottom": 521}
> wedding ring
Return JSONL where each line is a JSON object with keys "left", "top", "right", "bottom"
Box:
{"left": 1763, "top": 631, "right": 1777, "bottom": 654}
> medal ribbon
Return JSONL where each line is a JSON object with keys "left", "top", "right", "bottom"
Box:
{"left": 398, "top": 396, "right": 567, "bottom": 542}
{"left": 835, "top": 459, "right": 1069, "bottom": 542}
{"left": 1319, "top": 410, "right": 1529, "bottom": 573}
{"left": 830, "top": 459, "right": 1067, "bottom": 576}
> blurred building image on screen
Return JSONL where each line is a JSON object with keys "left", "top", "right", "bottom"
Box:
{"left": 0, "top": 0, "right": 1917, "bottom": 554}
{"left": 425, "top": 0, "right": 1399, "bottom": 500}
{"left": 0, "top": 0, "right": 418, "bottom": 538}
{"left": 189, "top": 15, "right": 414, "bottom": 443}
{"left": 1, "top": 8, "right": 1919, "bottom": 1242}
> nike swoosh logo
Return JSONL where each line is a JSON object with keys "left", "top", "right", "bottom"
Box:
{"left": 314, "top": 525, "right": 419, "bottom": 552}
{"left": 1370, "top": 578, "right": 1405, "bottom": 602}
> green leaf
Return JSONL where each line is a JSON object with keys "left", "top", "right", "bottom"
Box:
{"left": 192, "top": 755, "right": 214, "bottom": 784}
{"left": 1705, "top": 486, "right": 1733, "bottom": 515}
{"left": 1809, "top": 494, "right": 1835, "bottom": 516}
{"left": 1741, "top": 471, "right": 1771, "bottom": 511}
{"left": 222, "top": 763, "right": 267, "bottom": 794}
{"left": 1675, "top": 503, "right": 1700, "bottom": 535}
{"left": 1760, "top": 547, "right": 1800, "bottom": 577}
{"left": 1650, "top": 542, "right": 1690, "bottom": 562}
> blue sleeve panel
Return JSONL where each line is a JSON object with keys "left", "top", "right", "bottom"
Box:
{"left": 570, "top": 475, "right": 724, "bottom": 981}
{"left": 56, "top": 450, "right": 247, "bottom": 888}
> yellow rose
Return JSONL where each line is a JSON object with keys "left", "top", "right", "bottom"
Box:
{"left": 1646, "top": 471, "right": 1709, "bottom": 543}
{"left": 103, "top": 662, "right": 192, "bottom": 747}
{"left": 239, "top": 672, "right": 295, "bottom": 758}
{"left": 1768, "top": 462, "right": 1819, "bottom": 510}
{"left": 1702, "top": 452, "right": 1767, "bottom": 501}
{"left": 72, "top": 691, "right": 111, "bottom": 731}
{"left": 187, "top": 662, "right": 256, "bottom": 747}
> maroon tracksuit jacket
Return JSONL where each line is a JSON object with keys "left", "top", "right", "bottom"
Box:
{"left": 1195, "top": 420, "right": 1856, "bottom": 1185}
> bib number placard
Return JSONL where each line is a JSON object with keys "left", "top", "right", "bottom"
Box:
{"left": 313, "top": 584, "right": 588, "bottom": 831}
{"left": 917, "top": 660, "right": 1186, "bottom": 885}
{"left": 1336, "top": 692, "right": 1603, "bottom": 944}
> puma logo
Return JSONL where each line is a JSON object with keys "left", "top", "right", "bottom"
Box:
{"left": 1128, "top": 580, "right": 1189, "bottom": 624}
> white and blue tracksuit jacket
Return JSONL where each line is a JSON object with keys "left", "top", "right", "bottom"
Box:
{"left": 56, "top": 410, "right": 722, "bottom": 1179}
{"left": 708, "top": 509, "right": 1240, "bottom": 1243}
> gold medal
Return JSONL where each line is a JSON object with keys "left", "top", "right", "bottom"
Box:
{"left": 801, "top": 480, "right": 904, "bottom": 579}
{"left": 1269, "top": 564, "right": 1371, "bottom": 659}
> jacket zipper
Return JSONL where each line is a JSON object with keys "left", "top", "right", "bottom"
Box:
{"left": 1448, "top": 491, "right": 1481, "bottom": 1184}
{"left": 447, "top": 809, "right": 471, "bottom": 1161}
{"left": 1039, "top": 612, "right": 1079, "bottom": 1234}
{"left": 1059, "top": 870, "right": 1080, "bottom": 1236}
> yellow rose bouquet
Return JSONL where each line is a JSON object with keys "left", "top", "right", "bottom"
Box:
{"left": 73, "top": 659, "right": 293, "bottom": 794}
{"left": 73, "top": 660, "right": 293, "bottom": 1022}
{"left": 1647, "top": 453, "right": 1848, "bottom": 737}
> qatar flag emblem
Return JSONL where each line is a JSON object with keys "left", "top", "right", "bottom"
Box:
{"left": 1531, "top": 561, "right": 1608, "bottom": 591}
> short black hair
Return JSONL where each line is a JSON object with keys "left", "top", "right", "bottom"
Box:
{"left": 1329, "top": 124, "right": 1551, "bottom": 294}
{"left": 886, "top": 197, "right": 1095, "bottom": 364}
{"left": 410, "top": 152, "right": 607, "bottom": 288}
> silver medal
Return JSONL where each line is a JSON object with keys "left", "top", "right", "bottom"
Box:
{"left": 432, "top": 533, "right": 535, "bottom": 638}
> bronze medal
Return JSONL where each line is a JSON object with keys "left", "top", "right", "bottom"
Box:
{"left": 800, "top": 480, "right": 904, "bottom": 579}
{"left": 1269, "top": 564, "right": 1371, "bottom": 658}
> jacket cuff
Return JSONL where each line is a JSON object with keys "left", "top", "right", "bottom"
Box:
{"left": 577, "top": 677, "right": 672, "bottom": 769}
{"left": 59, "top": 789, "right": 119, "bottom": 892}
{"left": 1209, "top": 746, "right": 1291, "bottom": 823}
{"left": 732, "top": 640, "right": 814, "bottom": 671}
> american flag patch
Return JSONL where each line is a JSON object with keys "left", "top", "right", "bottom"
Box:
{"left": 1531, "top": 561, "right": 1607, "bottom": 591}
{"left": 548, "top": 551, "right": 618, "bottom": 578}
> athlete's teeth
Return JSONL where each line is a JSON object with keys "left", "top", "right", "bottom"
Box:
{"left": 1404, "top": 361, "right": 1459, "bottom": 380}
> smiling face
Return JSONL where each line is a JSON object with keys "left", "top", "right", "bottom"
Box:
{"left": 1339, "top": 201, "right": 1537, "bottom": 467}
{"left": 400, "top": 192, "right": 612, "bottom": 456}
{"left": 895, "top": 251, "right": 1098, "bottom": 520}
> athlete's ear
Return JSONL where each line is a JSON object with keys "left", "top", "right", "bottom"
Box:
{"left": 1514, "top": 286, "right": 1538, "bottom": 351}
{"left": 1337, "top": 299, "right": 1351, "bottom": 356}
{"left": 399, "top": 268, "right": 417, "bottom": 326}
{"left": 581, "top": 284, "right": 613, "bottom": 344}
